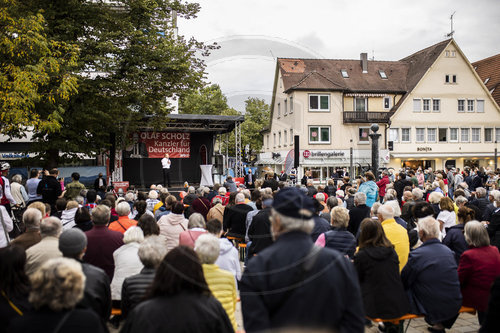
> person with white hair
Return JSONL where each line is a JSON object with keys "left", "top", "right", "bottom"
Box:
{"left": 384, "top": 200, "right": 407, "bottom": 229}
{"left": 25, "top": 217, "right": 63, "bottom": 276}
{"left": 145, "top": 190, "right": 160, "bottom": 212}
{"left": 111, "top": 226, "right": 144, "bottom": 303}
{"left": 182, "top": 186, "right": 198, "bottom": 206}
{"left": 459, "top": 221, "right": 500, "bottom": 325}
{"left": 195, "top": 234, "right": 238, "bottom": 331}
{"left": 179, "top": 213, "right": 207, "bottom": 248}
{"left": 121, "top": 235, "right": 167, "bottom": 317}
{"left": 402, "top": 217, "right": 462, "bottom": 332}
{"left": 108, "top": 201, "right": 138, "bottom": 234}
{"left": 240, "top": 187, "right": 364, "bottom": 332}
{"left": 10, "top": 174, "right": 28, "bottom": 208}
{"left": 222, "top": 192, "right": 253, "bottom": 239}
{"left": 377, "top": 204, "right": 409, "bottom": 272}
{"left": 347, "top": 192, "right": 371, "bottom": 236}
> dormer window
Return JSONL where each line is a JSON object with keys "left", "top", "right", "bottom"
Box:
{"left": 379, "top": 70, "right": 387, "bottom": 79}
{"left": 341, "top": 69, "right": 349, "bottom": 78}
{"left": 485, "top": 78, "right": 490, "bottom": 84}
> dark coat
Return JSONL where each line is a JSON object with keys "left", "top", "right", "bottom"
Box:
{"left": 79, "top": 261, "right": 111, "bottom": 323}
{"left": 483, "top": 203, "right": 496, "bottom": 222}
{"left": 325, "top": 185, "right": 336, "bottom": 197}
{"left": 93, "top": 177, "right": 107, "bottom": 192}
{"left": 458, "top": 246, "right": 500, "bottom": 311}
{"left": 248, "top": 207, "right": 273, "bottom": 256}
{"left": 191, "top": 197, "right": 210, "bottom": 220}
{"left": 348, "top": 204, "right": 371, "bottom": 236}
{"left": 470, "top": 197, "right": 490, "bottom": 220}
{"left": 394, "top": 179, "right": 412, "bottom": 204}
{"left": 83, "top": 226, "right": 124, "bottom": 280}
{"left": 354, "top": 246, "right": 410, "bottom": 319}
{"left": 471, "top": 174, "right": 484, "bottom": 191}
{"left": 262, "top": 178, "right": 279, "bottom": 191}
{"left": 323, "top": 227, "right": 357, "bottom": 259}
{"left": 401, "top": 239, "right": 462, "bottom": 325}
{"left": 0, "top": 291, "right": 30, "bottom": 333}
{"left": 121, "top": 267, "right": 155, "bottom": 318}
{"left": 223, "top": 203, "right": 253, "bottom": 239}
{"left": 479, "top": 276, "right": 500, "bottom": 333}
{"left": 120, "top": 292, "right": 234, "bottom": 333}
{"left": 36, "top": 175, "right": 62, "bottom": 207}
{"left": 306, "top": 186, "right": 317, "bottom": 197}
{"left": 442, "top": 224, "right": 468, "bottom": 264}
{"left": 345, "top": 196, "right": 355, "bottom": 211}
{"left": 240, "top": 231, "right": 364, "bottom": 333}
{"left": 488, "top": 208, "right": 500, "bottom": 251}
{"left": 8, "top": 308, "right": 104, "bottom": 333}
{"left": 311, "top": 215, "right": 330, "bottom": 242}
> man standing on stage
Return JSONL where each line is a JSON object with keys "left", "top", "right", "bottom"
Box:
{"left": 161, "top": 153, "right": 171, "bottom": 187}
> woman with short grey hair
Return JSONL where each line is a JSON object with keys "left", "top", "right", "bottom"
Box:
{"left": 179, "top": 213, "right": 207, "bottom": 248}
{"left": 111, "top": 226, "right": 144, "bottom": 303}
{"left": 315, "top": 206, "right": 356, "bottom": 259}
{"left": 10, "top": 174, "right": 28, "bottom": 208}
{"left": 121, "top": 235, "right": 166, "bottom": 317}
{"left": 9, "top": 257, "right": 105, "bottom": 332}
{"left": 458, "top": 221, "right": 500, "bottom": 325}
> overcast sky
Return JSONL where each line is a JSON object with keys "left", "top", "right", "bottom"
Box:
{"left": 180, "top": 0, "right": 500, "bottom": 112}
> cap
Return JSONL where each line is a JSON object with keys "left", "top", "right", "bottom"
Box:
{"left": 0, "top": 162, "right": 10, "bottom": 171}
{"left": 59, "top": 229, "right": 87, "bottom": 256}
{"left": 272, "top": 187, "right": 315, "bottom": 219}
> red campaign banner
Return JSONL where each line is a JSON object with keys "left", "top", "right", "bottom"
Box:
{"left": 138, "top": 132, "right": 190, "bottom": 158}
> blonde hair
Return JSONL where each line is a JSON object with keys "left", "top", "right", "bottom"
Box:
{"left": 29, "top": 258, "right": 85, "bottom": 311}
{"left": 28, "top": 201, "right": 46, "bottom": 217}
{"left": 330, "top": 206, "right": 349, "bottom": 228}
{"left": 66, "top": 200, "right": 79, "bottom": 210}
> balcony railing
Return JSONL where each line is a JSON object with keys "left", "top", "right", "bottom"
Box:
{"left": 343, "top": 111, "right": 392, "bottom": 123}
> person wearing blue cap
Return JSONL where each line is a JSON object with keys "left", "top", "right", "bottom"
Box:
{"left": 240, "top": 187, "right": 364, "bottom": 333}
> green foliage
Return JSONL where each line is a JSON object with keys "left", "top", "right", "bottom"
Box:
{"left": 4, "top": 0, "right": 214, "bottom": 166}
{"left": 0, "top": 0, "right": 79, "bottom": 136}
{"left": 180, "top": 84, "right": 237, "bottom": 115}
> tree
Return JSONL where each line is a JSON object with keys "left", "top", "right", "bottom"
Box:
{"left": 0, "top": 0, "right": 79, "bottom": 137}
{"left": 179, "top": 84, "right": 238, "bottom": 115}
{"left": 6, "top": 0, "right": 214, "bottom": 167}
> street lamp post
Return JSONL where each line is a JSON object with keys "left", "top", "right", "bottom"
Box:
{"left": 369, "top": 124, "right": 381, "bottom": 180}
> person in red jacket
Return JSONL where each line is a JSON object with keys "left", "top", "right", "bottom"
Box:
{"left": 459, "top": 221, "right": 500, "bottom": 325}
{"left": 376, "top": 170, "right": 390, "bottom": 203}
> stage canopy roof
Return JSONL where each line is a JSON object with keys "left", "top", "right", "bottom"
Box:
{"left": 142, "top": 114, "right": 245, "bottom": 133}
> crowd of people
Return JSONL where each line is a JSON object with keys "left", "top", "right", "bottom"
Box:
{"left": 1, "top": 162, "right": 500, "bottom": 333}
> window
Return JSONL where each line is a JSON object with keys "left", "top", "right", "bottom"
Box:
{"left": 445, "top": 50, "right": 450, "bottom": 57}
{"left": 485, "top": 78, "right": 490, "bottom": 84}
{"left": 471, "top": 128, "right": 480, "bottom": 142}
{"left": 266, "top": 135, "right": 269, "bottom": 149}
{"left": 384, "top": 97, "right": 391, "bottom": 109}
{"left": 284, "top": 99, "right": 287, "bottom": 115}
{"left": 450, "top": 128, "right": 458, "bottom": 142}
{"left": 439, "top": 128, "right": 447, "bottom": 142}
{"left": 485, "top": 128, "right": 493, "bottom": 142}
{"left": 309, "top": 94, "right": 330, "bottom": 111}
{"left": 433, "top": 99, "right": 440, "bottom": 112}
{"left": 467, "top": 100, "right": 474, "bottom": 112}
{"left": 461, "top": 128, "right": 470, "bottom": 142}
{"left": 273, "top": 133, "right": 276, "bottom": 147}
{"left": 445, "top": 75, "right": 450, "bottom": 83}
{"left": 427, "top": 128, "right": 436, "bottom": 142}
{"left": 359, "top": 127, "right": 370, "bottom": 143}
{"left": 423, "top": 99, "right": 430, "bottom": 112}
{"left": 458, "top": 99, "right": 465, "bottom": 112}
{"left": 379, "top": 70, "right": 387, "bottom": 79}
{"left": 341, "top": 69, "right": 349, "bottom": 78}
{"left": 389, "top": 128, "right": 399, "bottom": 142}
{"left": 446, "top": 75, "right": 457, "bottom": 83}
{"left": 309, "top": 126, "right": 330, "bottom": 144}
{"left": 289, "top": 96, "right": 293, "bottom": 113}
{"left": 277, "top": 103, "right": 281, "bottom": 118}
{"left": 354, "top": 97, "right": 367, "bottom": 112}
{"left": 451, "top": 50, "right": 456, "bottom": 57}
{"left": 496, "top": 128, "right": 500, "bottom": 143}
{"left": 278, "top": 131, "right": 281, "bottom": 146}
{"left": 284, "top": 130, "right": 287, "bottom": 146}
{"left": 453, "top": 75, "right": 457, "bottom": 83}
{"left": 477, "top": 100, "right": 484, "bottom": 113}
{"left": 416, "top": 128, "right": 425, "bottom": 142}
{"left": 290, "top": 129, "right": 293, "bottom": 145}
{"left": 401, "top": 128, "right": 411, "bottom": 142}
{"left": 413, "top": 99, "right": 421, "bottom": 112}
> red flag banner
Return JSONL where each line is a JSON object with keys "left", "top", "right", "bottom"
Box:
{"left": 138, "top": 132, "right": 191, "bottom": 158}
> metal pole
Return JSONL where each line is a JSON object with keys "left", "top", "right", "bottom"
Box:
{"left": 350, "top": 146, "right": 353, "bottom": 180}
{"left": 495, "top": 146, "right": 498, "bottom": 171}
{"left": 369, "top": 124, "right": 382, "bottom": 181}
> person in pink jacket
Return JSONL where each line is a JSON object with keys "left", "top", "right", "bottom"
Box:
{"left": 179, "top": 213, "right": 207, "bottom": 248}
{"left": 376, "top": 170, "right": 390, "bottom": 202}
{"left": 157, "top": 202, "right": 188, "bottom": 252}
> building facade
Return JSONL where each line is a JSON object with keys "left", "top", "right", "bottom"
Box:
{"left": 259, "top": 39, "right": 500, "bottom": 179}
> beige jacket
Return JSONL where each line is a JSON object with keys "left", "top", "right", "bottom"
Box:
{"left": 206, "top": 204, "right": 225, "bottom": 224}
{"left": 25, "top": 236, "right": 62, "bottom": 276}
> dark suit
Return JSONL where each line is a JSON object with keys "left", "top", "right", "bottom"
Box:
{"left": 223, "top": 203, "right": 253, "bottom": 239}
{"left": 245, "top": 172, "right": 255, "bottom": 189}
{"left": 348, "top": 204, "right": 371, "bottom": 236}
{"left": 240, "top": 231, "right": 365, "bottom": 333}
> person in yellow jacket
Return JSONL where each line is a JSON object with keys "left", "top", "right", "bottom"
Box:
{"left": 377, "top": 204, "right": 410, "bottom": 272}
{"left": 195, "top": 234, "right": 238, "bottom": 331}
